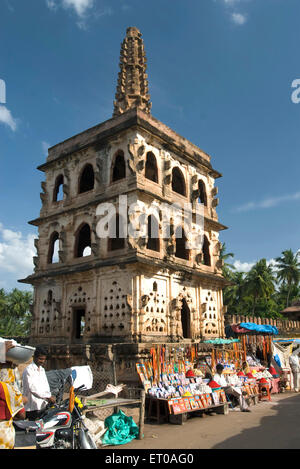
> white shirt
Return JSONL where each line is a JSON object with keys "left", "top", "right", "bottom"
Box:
{"left": 213, "top": 373, "right": 227, "bottom": 387}
{"left": 22, "top": 362, "right": 52, "bottom": 411}
{"left": 227, "top": 374, "right": 242, "bottom": 387}
{"left": 289, "top": 355, "right": 300, "bottom": 372}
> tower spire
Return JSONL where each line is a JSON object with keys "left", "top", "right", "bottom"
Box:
{"left": 113, "top": 27, "right": 152, "bottom": 117}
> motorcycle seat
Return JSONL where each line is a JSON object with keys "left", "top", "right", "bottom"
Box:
{"left": 14, "top": 420, "right": 39, "bottom": 431}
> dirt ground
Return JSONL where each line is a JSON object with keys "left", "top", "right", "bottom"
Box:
{"left": 117, "top": 392, "right": 300, "bottom": 450}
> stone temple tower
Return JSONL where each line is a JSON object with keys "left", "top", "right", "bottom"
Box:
{"left": 20, "top": 27, "right": 228, "bottom": 345}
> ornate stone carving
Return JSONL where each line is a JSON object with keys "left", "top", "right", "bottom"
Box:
{"left": 113, "top": 27, "right": 152, "bottom": 116}
{"left": 128, "top": 138, "right": 146, "bottom": 174}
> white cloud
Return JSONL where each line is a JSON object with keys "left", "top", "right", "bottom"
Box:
{"left": 233, "top": 260, "right": 255, "bottom": 272}
{"left": 46, "top": 0, "right": 58, "bottom": 10}
{"left": 46, "top": 0, "right": 94, "bottom": 17}
{"left": 0, "top": 105, "right": 17, "bottom": 131}
{"left": 231, "top": 12, "right": 247, "bottom": 25}
{"left": 62, "top": 0, "right": 94, "bottom": 17}
{"left": 233, "top": 191, "right": 300, "bottom": 213}
{"left": 217, "top": 0, "right": 249, "bottom": 25}
{"left": 46, "top": 0, "right": 112, "bottom": 29}
{"left": 233, "top": 258, "right": 277, "bottom": 273}
{"left": 0, "top": 224, "right": 35, "bottom": 277}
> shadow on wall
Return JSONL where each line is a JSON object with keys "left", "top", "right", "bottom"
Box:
{"left": 213, "top": 394, "right": 300, "bottom": 449}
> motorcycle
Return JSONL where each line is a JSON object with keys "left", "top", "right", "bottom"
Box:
{"left": 35, "top": 385, "right": 97, "bottom": 449}
{"left": 14, "top": 384, "right": 97, "bottom": 449}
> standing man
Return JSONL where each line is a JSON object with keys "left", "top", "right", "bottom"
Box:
{"left": 22, "top": 347, "right": 56, "bottom": 420}
{"left": 289, "top": 346, "right": 300, "bottom": 392}
{"left": 213, "top": 363, "right": 251, "bottom": 412}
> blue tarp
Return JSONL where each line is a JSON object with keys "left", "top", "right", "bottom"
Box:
{"left": 273, "top": 339, "right": 300, "bottom": 343}
{"left": 239, "top": 322, "right": 279, "bottom": 335}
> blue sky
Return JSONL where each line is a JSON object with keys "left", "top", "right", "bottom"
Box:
{"left": 0, "top": 0, "right": 299, "bottom": 291}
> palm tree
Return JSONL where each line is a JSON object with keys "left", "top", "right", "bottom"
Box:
{"left": 219, "top": 242, "right": 235, "bottom": 279}
{"left": 6, "top": 288, "right": 32, "bottom": 318}
{"left": 275, "top": 249, "right": 300, "bottom": 307}
{"left": 0, "top": 289, "right": 33, "bottom": 337}
{"left": 223, "top": 271, "right": 245, "bottom": 313}
{"left": 243, "top": 259, "right": 276, "bottom": 315}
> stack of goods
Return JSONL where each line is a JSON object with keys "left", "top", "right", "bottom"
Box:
{"left": 167, "top": 388, "right": 227, "bottom": 415}
{"left": 251, "top": 369, "right": 273, "bottom": 380}
{"left": 146, "top": 372, "right": 212, "bottom": 399}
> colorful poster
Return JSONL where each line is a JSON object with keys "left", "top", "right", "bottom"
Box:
{"left": 183, "top": 398, "right": 191, "bottom": 411}
{"left": 212, "top": 391, "right": 220, "bottom": 405}
{"left": 178, "top": 398, "right": 187, "bottom": 412}
{"left": 195, "top": 395, "right": 203, "bottom": 408}
{"left": 171, "top": 399, "right": 183, "bottom": 414}
{"left": 205, "top": 393, "right": 213, "bottom": 406}
{"left": 189, "top": 397, "right": 199, "bottom": 410}
{"left": 219, "top": 390, "right": 227, "bottom": 403}
{"left": 200, "top": 395, "right": 207, "bottom": 407}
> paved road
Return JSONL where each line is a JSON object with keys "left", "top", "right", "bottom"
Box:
{"left": 123, "top": 392, "right": 300, "bottom": 449}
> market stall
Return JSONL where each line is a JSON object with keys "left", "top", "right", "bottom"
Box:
{"left": 136, "top": 344, "right": 229, "bottom": 425}
{"left": 201, "top": 338, "right": 260, "bottom": 406}
{"left": 225, "top": 321, "right": 281, "bottom": 396}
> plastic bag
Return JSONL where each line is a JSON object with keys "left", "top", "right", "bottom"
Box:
{"left": 101, "top": 410, "right": 139, "bottom": 446}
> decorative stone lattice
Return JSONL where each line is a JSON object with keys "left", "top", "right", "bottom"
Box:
{"left": 102, "top": 281, "right": 131, "bottom": 335}
{"left": 38, "top": 289, "right": 61, "bottom": 336}
{"left": 141, "top": 281, "right": 167, "bottom": 334}
{"left": 66, "top": 286, "right": 93, "bottom": 335}
{"left": 202, "top": 290, "right": 219, "bottom": 336}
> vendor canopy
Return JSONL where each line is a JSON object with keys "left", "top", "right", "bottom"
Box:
{"left": 203, "top": 338, "right": 240, "bottom": 345}
{"left": 239, "top": 322, "right": 278, "bottom": 335}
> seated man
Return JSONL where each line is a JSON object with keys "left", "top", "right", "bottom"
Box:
{"left": 22, "top": 347, "right": 56, "bottom": 420}
{"left": 213, "top": 364, "right": 250, "bottom": 413}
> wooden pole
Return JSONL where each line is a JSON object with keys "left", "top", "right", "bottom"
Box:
{"left": 139, "top": 389, "right": 145, "bottom": 440}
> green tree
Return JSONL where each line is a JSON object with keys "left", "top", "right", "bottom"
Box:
{"left": 223, "top": 271, "right": 245, "bottom": 314}
{"left": 243, "top": 259, "right": 276, "bottom": 316}
{"left": 0, "top": 288, "right": 33, "bottom": 337}
{"left": 275, "top": 249, "right": 300, "bottom": 308}
{"left": 219, "top": 242, "right": 235, "bottom": 279}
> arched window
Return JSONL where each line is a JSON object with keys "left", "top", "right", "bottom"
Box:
{"left": 48, "top": 232, "right": 60, "bottom": 264}
{"left": 175, "top": 226, "right": 189, "bottom": 260}
{"left": 53, "top": 175, "right": 64, "bottom": 202}
{"left": 181, "top": 298, "right": 191, "bottom": 338}
{"left": 147, "top": 215, "right": 160, "bottom": 252}
{"left": 79, "top": 164, "right": 95, "bottom": 194}
{"left": 75, "top": 224, "right": 91, "bottom": 258}
{"left": 111, "top": 151, "right": 126, "bottom": 182}
{"left": 108, "top": 214, "right": 125, "bottom": 251}
{"left": 145, "top": 152, "right": 158, "bottom": 183}
{"left": 172, "top": 167, "right": 186, "bottom": 196}
{"left": 203, "top": 235, "right": 211, "bottom": 266}
{"left": 47, "top": 290, "right": 53, "bottom": 305}
{"left": 198, "top": 180, "right": 207, "bottom": 206}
